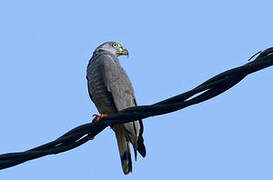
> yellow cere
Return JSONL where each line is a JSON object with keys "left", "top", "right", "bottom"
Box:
{"left": 113, "top": 42, "right": 123, "bottom": 51}
{"left": 117, "top": 43, "right": 123, "bottom": 51}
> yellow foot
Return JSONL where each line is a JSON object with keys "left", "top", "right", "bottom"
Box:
{"left": 92, "top": 113, "right": 108, "bottom": 123}
{"left": 89, "top": 114, "right": 108, "bottom": 140}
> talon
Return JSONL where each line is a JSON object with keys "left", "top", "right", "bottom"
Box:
{"left": 89, "top": 114, "right": 108, "bottom": 140}
{"left": 92, "top": 113, "right": 107, "bottom": 123}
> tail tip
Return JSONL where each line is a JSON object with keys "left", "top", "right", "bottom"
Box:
{"left": 137, "top": 137, "right": 146, "bottom": 157}
{"left": 121, "top": 152, "right": 132, "bottom": 175}
{"left": 123, "top": 167, "right": 132, "bottom": 175}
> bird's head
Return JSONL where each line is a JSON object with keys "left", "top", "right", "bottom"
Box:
{"left": 95, "top": 41, "right": 129, "bottom": 57}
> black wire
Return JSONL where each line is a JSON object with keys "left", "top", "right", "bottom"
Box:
{"left": 0, "top": 47, "right": 273, "bottom": 170}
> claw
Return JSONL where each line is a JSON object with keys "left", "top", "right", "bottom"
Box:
{"left": 89, "top": 114, "right": 108, "bottom": 140}
{"left": 92, "top": 113, "right": 107, "bottom": 123}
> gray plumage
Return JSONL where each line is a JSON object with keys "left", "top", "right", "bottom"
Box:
{"left": 86, "top": 41, "right": 146, "bottom": 174}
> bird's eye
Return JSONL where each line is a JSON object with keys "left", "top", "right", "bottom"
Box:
{"left": 112, "top": 42, "right": 123, "bottom": 51}
{"left": 112, "top": 43, "right": 117, "bottom": 48}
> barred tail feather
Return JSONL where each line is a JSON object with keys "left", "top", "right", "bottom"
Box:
{"left": 115, "top": 131, "right": 132, "bottom": 175}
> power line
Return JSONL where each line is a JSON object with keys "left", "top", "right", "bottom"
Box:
{"left": 0, "top": 47, "right": 272, "bottom": 170}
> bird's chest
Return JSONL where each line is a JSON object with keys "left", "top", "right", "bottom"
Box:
{"left": 87, "top": 58, "right": 127, "bottom": 113}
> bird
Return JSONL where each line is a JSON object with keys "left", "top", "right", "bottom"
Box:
{"left": 86, "top": 41, "right": 146, "bottom": 174}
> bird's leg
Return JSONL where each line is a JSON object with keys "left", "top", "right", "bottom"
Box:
{"left": 92, "top": 113, "right": 108, "bottom": 123}
{"left": 88, "top": 114, "right": 108, "bottom": 140}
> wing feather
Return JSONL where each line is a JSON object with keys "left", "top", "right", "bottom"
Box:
{"left": 101, "top": 55, "right": 144, "bottom": 158}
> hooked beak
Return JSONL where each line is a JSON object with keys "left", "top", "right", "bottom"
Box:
{"left": 119, "top": 48, "right": 129, "bottom": 56}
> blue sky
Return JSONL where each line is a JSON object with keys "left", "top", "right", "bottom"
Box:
{"left": 0, "top": 0, "right": 273, "bottom": 179}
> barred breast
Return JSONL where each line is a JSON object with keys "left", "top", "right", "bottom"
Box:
{"left": 87, "top": 54, "right": 117, "bottom": 114}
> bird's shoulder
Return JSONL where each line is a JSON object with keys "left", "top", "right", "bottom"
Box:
{"left": 87, "top": 51, "right": 119, "bottom": 79}
{"left": 87, "top": 51, "right": 133, "bottom": 89}
{"left": 90, "top": 51, "right": 118, "bottom": 65}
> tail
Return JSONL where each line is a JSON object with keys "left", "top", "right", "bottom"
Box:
{"left": 115, "top": 131, "right": 132, "bottom": 175}
{"left": 137, "top": 135, "right": 146, "bottom": 158}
